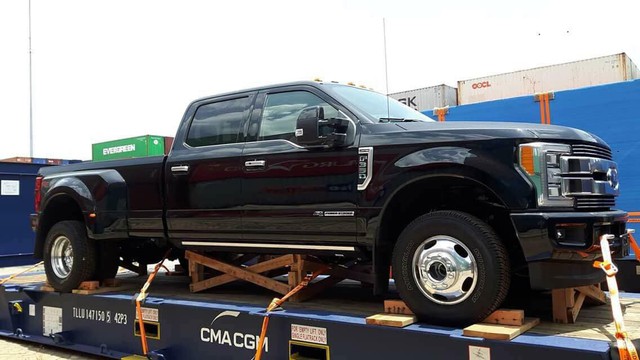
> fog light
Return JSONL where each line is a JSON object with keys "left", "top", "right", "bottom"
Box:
{"left": 554, "top": 223, "right": 587, "bottom": 246}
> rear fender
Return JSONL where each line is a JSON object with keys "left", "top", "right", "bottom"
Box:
{"left": 39, "top": 169, "right": 128, "bottom": 240}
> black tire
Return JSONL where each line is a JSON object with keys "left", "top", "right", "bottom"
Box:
{"left": 392, "top": 210, "right": 510, "bottom": 326}
{"left": 94, "top": 241, "right": 120, "bottom": 281}
{"left": 43, "top": 221, "right": 97, "bottom": 293}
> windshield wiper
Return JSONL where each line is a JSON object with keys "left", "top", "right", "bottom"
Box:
{"left": 379, "top": 117, "right": 419, "bottom": 123}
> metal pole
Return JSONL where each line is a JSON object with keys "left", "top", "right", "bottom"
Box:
{"left": 29, "top": 0, "right": 34, "bottom": 157}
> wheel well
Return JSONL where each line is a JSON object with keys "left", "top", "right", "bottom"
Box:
{"left": 378, "top": 176, "right": 526, "bottom": 276}
{"left": 35, "top": 195, "right": 84, "bottom": 259}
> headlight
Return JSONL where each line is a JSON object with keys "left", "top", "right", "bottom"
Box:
{"left": 518, "top": 142, "right": 572, "bottom": 207}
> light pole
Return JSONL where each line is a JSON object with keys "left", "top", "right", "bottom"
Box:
{"left": 28, "top": 0, "right": 34, "bottom": 157}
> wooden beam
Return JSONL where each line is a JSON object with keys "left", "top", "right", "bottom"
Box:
{"left": 576, "top": 284, "right": 606, "bottom": 304}
{"left": 568, "top": 292, "right": 587, "bottom": 323}
{"left": 552, "top": 288, "right": 571, "bottom": 323}
{"left": 187, "top": 252, "right": 293, "bottom": 294}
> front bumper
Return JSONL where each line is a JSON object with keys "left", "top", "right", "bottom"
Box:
{"left": 511, "top": 210, "right": 629, "bottom": 289}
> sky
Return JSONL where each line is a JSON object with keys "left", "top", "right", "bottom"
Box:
{"left": 1, "top": 0, "right": 639, "bottom": 160}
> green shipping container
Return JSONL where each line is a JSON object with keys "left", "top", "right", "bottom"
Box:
{"left": 92, "top": 135, "right": 166, "bottom": 162}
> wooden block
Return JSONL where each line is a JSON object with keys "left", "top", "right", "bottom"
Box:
{"left": 463, "top": 317, "right": 540, "bottom": 340}
{"left": 40, "top": 284, "right": 55, "bottom": 292}
{"left": 383, "top": 300, "right": 414, "bottom": 315}
{"left": 77, "top": 281, "right": 100, "bottom": 290}
{"left": 483, "top": 309, "right": 525, "bottom": 326}
{"left": 72, "top": 285, "right": 132, "bottom": 295}
{"left": 552, "top": 288, "right": 570, "bottom": 324}
{"left": 365, "top": 313, "right": 416, "bottom": 327}
{"left": 102, "top": 278, "right": 121, "bottom": 287}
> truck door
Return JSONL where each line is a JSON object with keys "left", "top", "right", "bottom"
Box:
{"left": 164, "top": 93, "right": 255, "bottom": 246}
{"left": 241, "top": 87, "right": 359, "bottom": 252}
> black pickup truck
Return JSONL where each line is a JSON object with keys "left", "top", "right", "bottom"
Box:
{"left": 31, "top": 81, "right": 629, "bottom": 325}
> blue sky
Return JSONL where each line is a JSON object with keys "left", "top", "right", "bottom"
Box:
{"left": 1, "top": 0, "right": 639, "bottom": 160}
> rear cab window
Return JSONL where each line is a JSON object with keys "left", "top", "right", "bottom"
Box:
{"left": 186, "top": 96, "right": 253, "bottom": 147}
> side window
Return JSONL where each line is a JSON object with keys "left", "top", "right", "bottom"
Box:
{"left": 259, "top": 91, "right": 339, "bottom": 142}
{"left": 186, "top": 96, "right": 250, "bottom": 147}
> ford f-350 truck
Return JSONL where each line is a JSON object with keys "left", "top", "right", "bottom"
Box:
{"left": 30, "top": 81, "right": 630, "bottom": 326}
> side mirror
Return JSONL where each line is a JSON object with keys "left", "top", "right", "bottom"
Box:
{"left": 296, "top": 106, "right": 351, "bottom": 148}
{"left": 295, "top": 106, "right": 325, "bottom": 146}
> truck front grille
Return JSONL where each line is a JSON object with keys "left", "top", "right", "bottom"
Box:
{"left": 571, "top": 144, "right": 612, "bottom": 160}
{"left": 575, "top": 196, "right": 616, "bottom": 209}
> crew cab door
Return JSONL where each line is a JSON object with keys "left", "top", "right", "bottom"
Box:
{"left": 241, "top": 86, "right": 359, "bottom": 251}
{"left": 164, "top": 92, "right": 255, "bottom": 246}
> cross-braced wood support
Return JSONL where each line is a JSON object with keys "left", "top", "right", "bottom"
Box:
{"left": 185, "top": 251, "right": 374, "bottom": 302}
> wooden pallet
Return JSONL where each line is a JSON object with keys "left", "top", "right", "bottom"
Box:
{"left": 185, "top": 251, "right": 373, "bottom": 302}
{"left": 552, "top": 284, "right": 606, "bottom": 324}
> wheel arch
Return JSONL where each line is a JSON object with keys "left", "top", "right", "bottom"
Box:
{"left": 34, "top": 193, "right": 85, "bottom": 259}
{"left": 372, "top": 167, "right": 527, "bottom": 293}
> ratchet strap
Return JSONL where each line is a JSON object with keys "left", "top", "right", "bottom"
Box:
{"left": 135, "top": 249, "right": 172, "bottom": 356}
{"left": 593, "top": 233, "right": 638, "bottom": 360}
{"left": 255, "top": 267, "right": 328, "bottom": 360}
{"left": 0, "top": 261, "right": 44, "bottom": 287}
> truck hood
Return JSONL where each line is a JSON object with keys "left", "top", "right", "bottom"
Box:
{"left": 362, "top": 121, "right": 608, "bottom": 147}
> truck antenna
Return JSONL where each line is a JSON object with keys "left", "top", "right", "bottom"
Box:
{"left": 383, "top": 17, "right": 390, "bottom": 120}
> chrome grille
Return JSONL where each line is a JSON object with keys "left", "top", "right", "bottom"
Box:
{"left": 575, "top": 196, "right": 616, "bottom": 209}
{"left": 571, "top": 144, "right": 612, "bottom": 160}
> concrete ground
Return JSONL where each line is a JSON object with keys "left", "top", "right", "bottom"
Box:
{"left": 0, "top": 337, "right": 102, "bottom": 359}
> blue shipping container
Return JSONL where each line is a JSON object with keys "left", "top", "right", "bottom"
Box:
{"left": 424, "top": 79, "right": 640, "bottom": 213}
{"left": 0, "top": 162, "right": 47, "bottom": 267}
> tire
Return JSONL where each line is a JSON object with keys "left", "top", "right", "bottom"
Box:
{"left": 43, "top": 221, "right": 97, "bottom": 293}
{"left": 94, "top": 241, "right": 120, "bottom": 281}
{"left": 392, "top": 210, "right": 510, "bottom": 326}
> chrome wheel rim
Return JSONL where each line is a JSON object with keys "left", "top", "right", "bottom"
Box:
{"left": 412, "top": 235, "right": 477, "bottom": 305}
{"left": 51, "top": 236, "right": 73, "bottom": 279}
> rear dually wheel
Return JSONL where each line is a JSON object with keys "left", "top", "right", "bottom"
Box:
{"left": 44, "top": 221, "right": 96, "bottom": 292}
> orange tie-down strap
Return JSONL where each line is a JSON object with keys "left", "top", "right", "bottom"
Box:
{"left": 593, "top": 234, "right": 639, "bottom": 360}
{"left": 135, "top": 249, "right": 172, "bottom": 356}
{"left": 254, "top": 267, "right": 328, "bottom": 360}
{"left": 630, "top": 233, "right": 640, "bottom": 261}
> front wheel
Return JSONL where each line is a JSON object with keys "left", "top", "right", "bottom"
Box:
{"left": 392, "top": 210, "right": 510, "bottom": 326}
{"left": 44, "top": 221, "right": 96, "bottom": 292}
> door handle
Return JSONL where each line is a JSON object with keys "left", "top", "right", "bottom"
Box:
{"left": 244, "top": 160, "right": 266, "bottom": 167}
{"left": 171, "top": 165, "right": 190, "bottom": 173}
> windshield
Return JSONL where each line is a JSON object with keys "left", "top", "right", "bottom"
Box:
{"left": 328, "top": 85, "right": 434, "bottom": 123}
